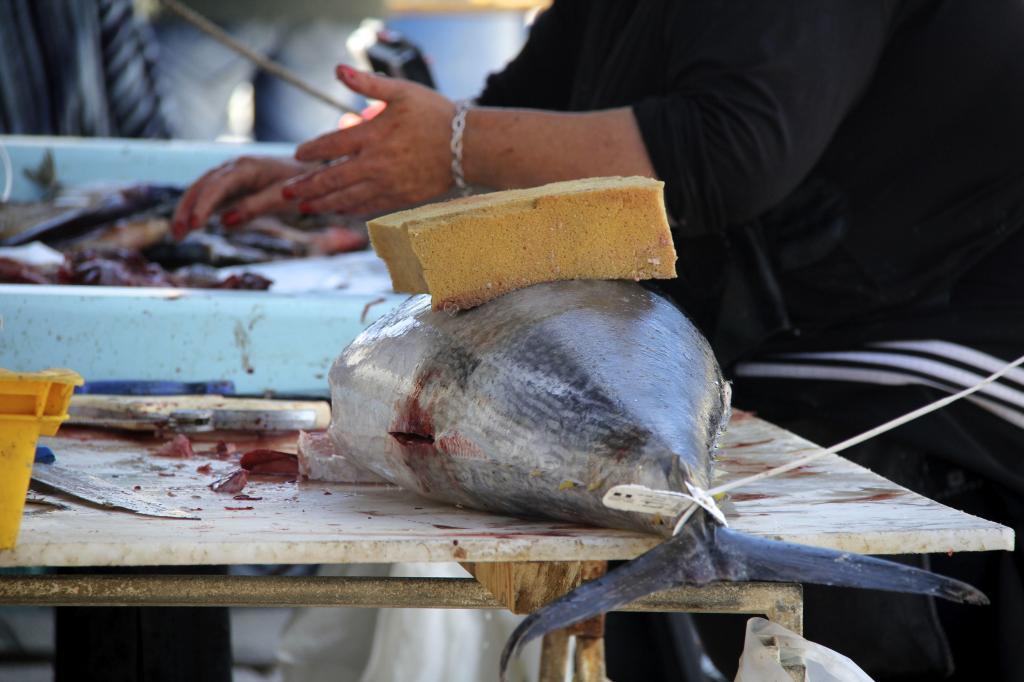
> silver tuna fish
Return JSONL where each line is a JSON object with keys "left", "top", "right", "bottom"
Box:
{"left": 328, "top": 280, "right": 985, "bottom": 679}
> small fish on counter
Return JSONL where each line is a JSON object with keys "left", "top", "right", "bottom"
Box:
{"left": 0, "top": 247, "right": 274, "bottom": 289}
{"left": 143, "top": 231, "right": 272, "bottom": 269}
{"left": 0, "top": 184, "right": 182, "bottom": 248}
{"left": 0, "top": 176, "right": 370, "bottom": 290}
{"left": 75, "top": 217, "right": 170, "bottom": 252}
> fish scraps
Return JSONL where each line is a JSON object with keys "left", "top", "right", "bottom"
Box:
{"left": 240, "top": 449, "right": 299, "bottom": 476}
{"left": 210, "top": 469, "right": 249, "bottom": 494}
{"left": 155, "top": 434, "right": 195, "bottom": 459}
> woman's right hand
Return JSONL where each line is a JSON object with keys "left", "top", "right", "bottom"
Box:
{"left": 171, "top": 156, "right": 309, "bottom": 239}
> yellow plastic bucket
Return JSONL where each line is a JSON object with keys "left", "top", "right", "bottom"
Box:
{"left": 0, "top": 368, "right": 83, "bottom": 550}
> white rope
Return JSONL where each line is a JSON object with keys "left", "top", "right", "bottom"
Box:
{"left": 671, "top": 502, "right": 700, "bottom": 535}
{"left": 0, "top": 138, "right": 13, "bottom": 203}
{"left": 710, "top": 351, "right": 1024, "bottom": 497}
{"left": 157, "top": 0, "right": 357, "bottom": 114}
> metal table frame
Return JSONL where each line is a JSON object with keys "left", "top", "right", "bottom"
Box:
{"left": 0, "top": 571, "right": 803, "bottom": 681}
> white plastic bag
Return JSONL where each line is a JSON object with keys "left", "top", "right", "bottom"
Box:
{"left": 735, "top": 617, "right": 874, "bottom": 682}
{"left": 276, "top": 562, "right": 541, "bottom": 682}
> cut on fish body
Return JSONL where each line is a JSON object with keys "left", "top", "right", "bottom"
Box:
{"left": 327, "top": 280, "right": 986, "bottom": 680}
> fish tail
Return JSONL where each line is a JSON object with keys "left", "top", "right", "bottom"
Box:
{"left": 499, "top": 519, "right": 986, "bottom": 680}
{"left": 710, "top": 526, "right": 988, "bottom": 604}
{"left": 499, "top": 524, "right": 723, "bottom": 680}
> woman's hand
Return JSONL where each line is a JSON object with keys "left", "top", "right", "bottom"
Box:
{"left": 283, "top": 65, "right": 455, "bottom": 215}
{"left": 173, "top": 65, "right": 657, "bottom": 238}
{"left": 172, "top": 156, "right": 308, "bottom": 239}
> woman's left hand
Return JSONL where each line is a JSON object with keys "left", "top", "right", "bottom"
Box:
{"left": 285, "top": 66, "right": 456, "bottom": 216}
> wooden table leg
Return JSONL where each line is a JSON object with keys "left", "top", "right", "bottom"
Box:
{"left": 463, "top": 560, "right": 610, "bottom": 681}
{"left": 539, "top": 629, "right": 571, "bottom": 682}
{"left": 567, "top": 561, "right": 609, "bottom": 682}
{"left": 568, "top": 614, "right": 606, "bottom": 682}
{"left": 573, "top": 635, "right": 606, "bottom": 682}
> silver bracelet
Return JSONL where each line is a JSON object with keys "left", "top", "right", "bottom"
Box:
{"left": 450, "top": 99, "right": 471, "bottom": 195}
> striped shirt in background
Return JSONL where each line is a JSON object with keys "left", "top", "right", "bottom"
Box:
{"left": 0, "top": 0, "right": 167, "bottom": 138}
{"left": 736, "top": 340, "right": 1024, "bottom": 429}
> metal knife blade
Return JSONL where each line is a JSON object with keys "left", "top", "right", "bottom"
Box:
{"left": 30, "top": 464, "right": 200, "bottom": 520}
{"left": 67, "top": 395, "right": 330, "bottom": 433}
{"left": 168, "top": 408, "right": 321, "bottom": 432}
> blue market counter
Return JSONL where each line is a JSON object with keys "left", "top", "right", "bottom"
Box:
{"left": 0, "top": 136, "right": 404, "bottom": 396}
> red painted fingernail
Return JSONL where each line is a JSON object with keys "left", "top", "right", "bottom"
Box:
{"left": 282, "top": 186, "right": 296, "bottom": 200}
{"left": 337, "top": 65, "right": 357, "bottom": 82}
{"left": 222, "top": 210, "right": 242, "bottom": 226}
{"left": 299, "top": 202, "right": 314, "bottom": 214}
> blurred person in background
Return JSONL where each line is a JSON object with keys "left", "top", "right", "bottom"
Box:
{"left": 150, "top": 0, "right": 380, "bottom": 142}
{"left": 0, "top": 0, "right": 167, "bottom": 137}
{"left": 0, "top": 0, "right": 378, "bottom": 143}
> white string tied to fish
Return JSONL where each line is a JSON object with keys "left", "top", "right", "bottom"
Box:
{"left": 604, "top": 351, "right": 1024, "bottom": 535}
{"left": 603, "top": 481, "right": 729, "bottom": 534}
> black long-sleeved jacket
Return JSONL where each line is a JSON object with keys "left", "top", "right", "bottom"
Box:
{"left": 478, "top": 1, "right": 1024, "bottom": 359}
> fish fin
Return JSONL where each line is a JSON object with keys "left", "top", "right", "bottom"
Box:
{"left": 499, "top": 520, "right": 986, "bottom": 680}
{"left": 711, "top": 526, "right": 988, "bottom": 605}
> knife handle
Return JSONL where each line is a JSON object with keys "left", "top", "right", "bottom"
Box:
{"left": 75, "top": 380, "right": 236, "bottom": 396}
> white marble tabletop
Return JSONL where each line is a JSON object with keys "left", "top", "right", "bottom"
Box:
{"left": 0, "top": 413, "right": 1012, "bottom": 568}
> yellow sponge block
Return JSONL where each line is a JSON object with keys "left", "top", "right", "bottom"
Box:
{"left": 368, "top": 176, "right": 677, "bottom": 311}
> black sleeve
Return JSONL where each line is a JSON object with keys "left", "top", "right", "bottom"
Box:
{"left": 475, "top": 0, "right": 584, "bottom": 109}
{"left": 633, "top": 1, "right": 894, "bottom": 235}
